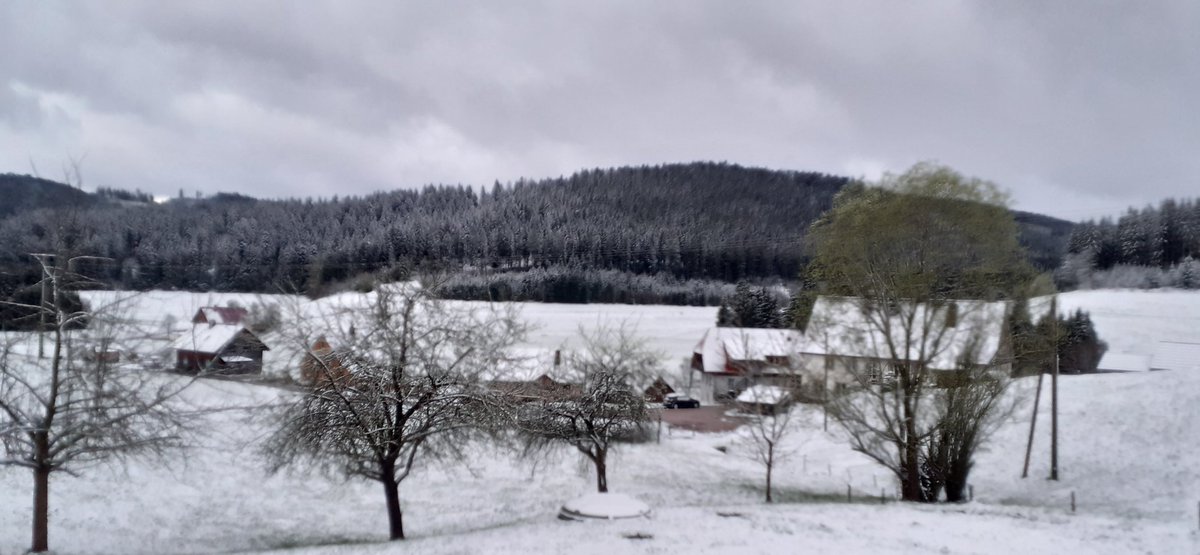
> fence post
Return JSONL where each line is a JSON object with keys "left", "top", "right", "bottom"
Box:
{"left": 847, "top": 484, "right": 852, "bottom": 503}
{"left": 969, "top": 485, "right": 974, "bottom": 502}
{"left": 880, "top": 489, "right": 885, "bottom": 505}
{"left": 1070, "top": 491, "right": 1076, "bottom": 513}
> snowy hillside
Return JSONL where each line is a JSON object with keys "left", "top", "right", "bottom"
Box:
{"left": 0, "top": 288, "right": 1194, "bottom": 553}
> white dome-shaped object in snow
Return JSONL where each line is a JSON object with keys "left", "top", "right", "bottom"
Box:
{"left": 558, "top": 492, "right": 651, "bottom": 521}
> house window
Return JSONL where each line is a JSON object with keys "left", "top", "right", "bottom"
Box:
{"left": 766, "top": 355, "right": 789, "bottom": 366}
{"left": 868, "top": 363, "right": 896, "bottom": 385}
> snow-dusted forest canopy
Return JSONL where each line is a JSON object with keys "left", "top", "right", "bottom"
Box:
{"left": 1058, "top": 198, "right": 1200, "bottom": 290}
{"left": 0, "top": 162, "right": 1071, "bottom": 307}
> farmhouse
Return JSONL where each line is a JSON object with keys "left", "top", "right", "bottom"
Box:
{"left": 795, "top": 296, "right": 1013, "bottom": 389}
{"left": 483, "top": 349, "right": 581, "bottom": 402}
{"left": 170, "top": 323, "right": 269, "bottom": 374}
{"left": 689, "top": 327, "right": 803, "bottom": 404}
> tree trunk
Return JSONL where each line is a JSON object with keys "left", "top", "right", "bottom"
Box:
{"left": 944, "top": 457, "right": 971, "bottom": 503}
{"left": 594, "top": 447, "right": 608, "bottom": 493}
{"left": 32, "top": 465, "right": 50, "bottom": 552}
{"left": 901, "top": 408, "right": 926, "bottom": 501}
{"left": 382, "top": 476, "right": 404, "bottom": 540}
{"left": 765, "top": 442, "right": 774, "bottom": 503}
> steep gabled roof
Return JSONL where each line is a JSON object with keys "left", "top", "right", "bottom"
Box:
{"left": 801, "top": 296, "right": 1010, "bottom": 371}
{"left": 692, "top": 327, "right": 802, "bottom": 374}
{"left": 193, "top": 306, "right": 249, "bottom": 326}
{"left": 170, "top": 324, "right": 267, "bottom": 355}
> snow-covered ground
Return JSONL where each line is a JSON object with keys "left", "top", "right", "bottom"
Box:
{"left": 0, "top": 289, "right": 1197, "bottom": 553}
{"left": 1037, "top": 288, "right": 1200, "bottom": 363}
{"left": 77, "top": 289, "right": 717, "bottom": 383}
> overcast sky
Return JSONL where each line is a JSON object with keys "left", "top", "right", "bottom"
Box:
{"left": 1, "top": 2, "right": 1196, "bottom": 221}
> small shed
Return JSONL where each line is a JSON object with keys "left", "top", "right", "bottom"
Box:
{"left": 171, "top": 324, "right": 269, "bottom": 374}
{"left": 643, "top": 377, "right": 675, "bottom": 403}
{"left": 735, "top": 384, "right": 793, "bottom": 416}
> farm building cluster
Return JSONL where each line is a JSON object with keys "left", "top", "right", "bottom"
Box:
{"left": 165, "top": 295, "right": 1200, "bottom": 409}
{"left": 170, "top": 306, "right": 269, "bottom": 375}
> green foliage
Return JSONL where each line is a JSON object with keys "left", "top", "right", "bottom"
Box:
{"left": 1012, "top": 298, "right": 1106, "bottom": 376}
{"left": 0, "top": 282, "right": 87, "bottom": 331}
{"left": 716, "top": 282, "right": 783, "bottom": 328}
{"left": 808, "top": 162, "right": 1036, "bottom": 302}
{"left": 784, "top": 266, "right": 819, "bottom": 330}
{"left": 1058, "top": 309, "right": 1106, "bottom": 374}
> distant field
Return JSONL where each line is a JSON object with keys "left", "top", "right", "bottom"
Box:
{"left": 0, "top": 288, "right": 1185, "bottom": 553}
{"left": 1051, "top": 289, "right": 1200, "bottom": 356}
{"left": 79, "top": 289, "right": 718, "bottom": 381}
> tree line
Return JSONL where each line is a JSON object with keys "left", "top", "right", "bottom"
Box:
{"left": 1057, "top": 197, "right": 1200, "bottom": 289}
{"left": 0, "top": 163, "right": 848, "bottom": 300}
{"left": 1, "top": 163, "right": 1073, "bottom": 311}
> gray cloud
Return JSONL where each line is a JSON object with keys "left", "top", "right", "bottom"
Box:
{"left": 1, "top": 1, "right": 1196, "bottom": 220}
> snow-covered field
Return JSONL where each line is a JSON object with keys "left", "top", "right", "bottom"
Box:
{"left": 0, "top": 289, "right": 1198, "bottom": 554}
{"left": 76, "top": 289, "right": 717, "bottom": 383}
{"left": 1052, "top": 288, "right": 1200, "bottom": 361}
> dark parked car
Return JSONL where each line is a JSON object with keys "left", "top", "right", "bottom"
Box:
{"left": 662, "top": 393, "right": 700, "bottom": 409}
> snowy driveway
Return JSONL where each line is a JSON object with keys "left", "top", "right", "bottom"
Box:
{"left": 658, "top": 405, "right": 748, "bottom": 433}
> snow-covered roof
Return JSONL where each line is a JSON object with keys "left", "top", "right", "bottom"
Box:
{"left": 170, "top": 324, "right": 247, "bottom": 354}
{"left": 736, "top": 384, "right": 791, "bottom": 405}
{"left": 1097, "top": 352, "right": 1151, "bottom": 373}
{"left": 221, "top": 355, "right": 255, "bottom": 363}
{"left": 691, "top": 327, "right": 802, "bottom": 374}
{"left": 194, "top": 306, "right": 248, "bottom": 326}
{"left": 801, "top": 296, "right": 1010, "bottom": 371}
{"left": 1150, "top": 341, "right": 1200, "bottom": 372}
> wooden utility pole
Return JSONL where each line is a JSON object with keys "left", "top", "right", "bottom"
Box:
{"left": 823, "top": 360, "right": 830, "bottom": 432}
{"left": 1050, "top": 309, "right": 1060, "bottom": 481}
{"left": 1022, "top": 370, "right": 1045, "bottom": 478}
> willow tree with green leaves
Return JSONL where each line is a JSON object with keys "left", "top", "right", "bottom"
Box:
{"left": 810, "top": 162, "right": 1035, "bottom": 502}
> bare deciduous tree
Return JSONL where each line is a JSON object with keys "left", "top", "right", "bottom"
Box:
{"left": 722, "top": 330, "right": 807, "bottom": 503}
{"left": 736, "top": 384, "right": 802, "bottom": 503}
{"left": 265, "top": 282, "right": 524, "bottom": 541}
{"left": 810, "top": 163, "right": 1034, "bottom": 502}
{"left": 0, "top": 254, "right": 194, "bottom": 553}
{"left": 923, "top": 365, "right": 1013, "bottom": 501}
{"left": 517, "top": 325, "right": 657, "bottom": 493}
